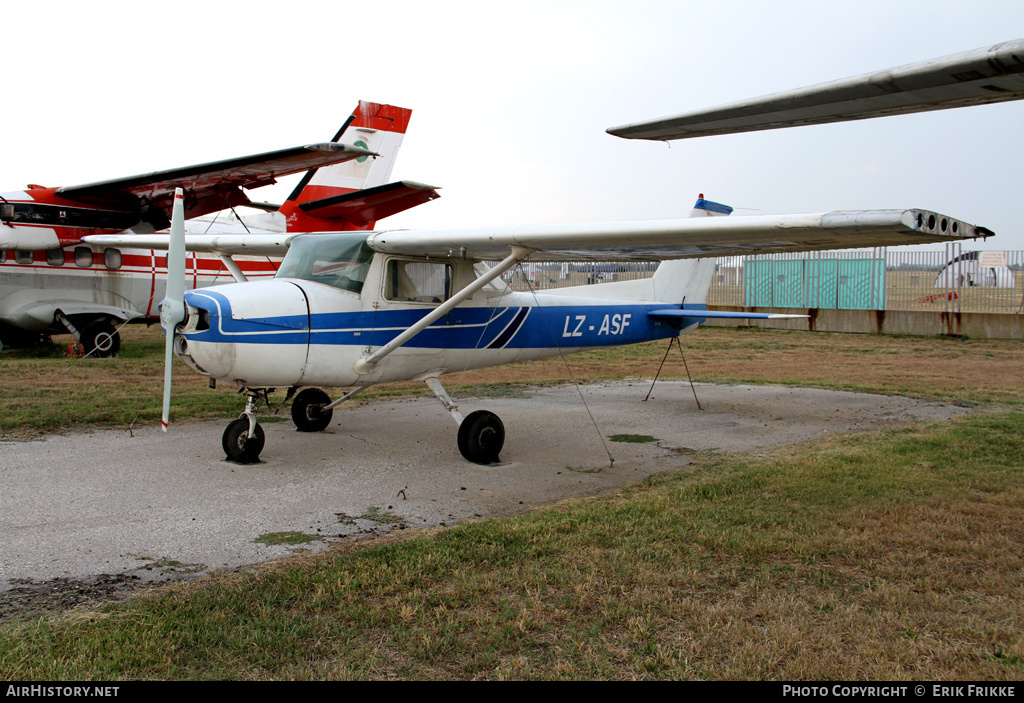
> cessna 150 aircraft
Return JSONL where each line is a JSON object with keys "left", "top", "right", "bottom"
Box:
{"left": 0, "top": 101, "right": 437, "bottom": 355}
{"left": 607, "top": 38, "right": 1024, "bottom": 141}
{"left": 87, "top": 186, "right": 991, "bottom": 465}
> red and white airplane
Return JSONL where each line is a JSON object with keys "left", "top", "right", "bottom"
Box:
{"left": 0, "top": 101, "right": 438, "bottom": 356}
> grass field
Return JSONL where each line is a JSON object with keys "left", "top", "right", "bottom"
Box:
{"left": 3, "top": 323, "right": 1022, "bottom": 439}
{"left": 1, "top": 325, "right": 1022, "bottom": 679}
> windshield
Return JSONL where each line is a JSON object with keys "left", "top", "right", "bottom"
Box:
{"left": 276, "top": 234, "right": 375, "bottom": 294}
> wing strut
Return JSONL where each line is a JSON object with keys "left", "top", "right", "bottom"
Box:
{"left": 217, "top": 254, "right": 248, "bottom": 283}
{"left": 352, "top": 246, "right": 533, "bottom": 375}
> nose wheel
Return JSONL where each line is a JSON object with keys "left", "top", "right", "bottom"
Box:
{"left": 222, "top": 418, "right": 265, "bottom": 464}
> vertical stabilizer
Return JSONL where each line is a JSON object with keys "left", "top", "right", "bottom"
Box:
{"left": 541, "top": 195, "right": 733, "bottom": 304}
{"left": 650, "top": 195, "right": 732, "bottom": 304}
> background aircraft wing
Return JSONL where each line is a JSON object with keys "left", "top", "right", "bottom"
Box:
{"left": 607, "top": 39, "right": 1024, "bottom": 141}
{"left": 367, "top": 209, "right": 991, "bottom": 261}
{"left": 57, "top": 143, "right": 377, "bottom": 227}
{"left": 83, "top": 233, "right": 295, "bottom": 257}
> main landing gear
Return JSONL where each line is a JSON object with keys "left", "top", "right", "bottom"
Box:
{"left": 221, "top": 377, "right": 506, "bottom": 465}
{"left": 290, "top": 388, "right": 333, "bottom": 432}
{"left": 457, "top": 409, "right": 505, "bottom": 464}
{"left": 423, "top": 374, "right": 505, "bottom": 464}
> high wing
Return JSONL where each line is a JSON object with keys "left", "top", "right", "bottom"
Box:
{"left": 86, "top": 207, "right": 990, "bottom": 260}
{"left": 56, "top": 142, "right": 377, "bottom": 228}
{"left": 607, "top": 39, "right": 1024, "bottom": 141}
{"left": 366, "top": 209, "right": 990, "bottom": 261}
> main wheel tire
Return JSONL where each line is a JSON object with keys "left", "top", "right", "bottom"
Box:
{"left": 291, "top": 388, "right": 333, "bottom": 432}
{"left": 222, "top": 418, "right": 265, "bottom": 464}
{"left": 457, "top": 410, "right": 505, "bottom": 464}
{"left": 80, "top": 321, "right": 120, "bottom": 358}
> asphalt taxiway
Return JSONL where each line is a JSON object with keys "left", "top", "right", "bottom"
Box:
{"left": 1, "top": 382, "right": 969, "bottom": 590}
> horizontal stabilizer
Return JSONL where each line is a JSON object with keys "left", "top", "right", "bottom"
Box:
{"left": 298, "top": 181, "right": 440, "bottom": 225}
{"left": 648, "top": 309, "right": 807, "bottom": 320}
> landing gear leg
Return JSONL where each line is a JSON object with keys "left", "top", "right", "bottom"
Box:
{"left": 222, "top": 392, "right": 265, "bottom": 464}
{"left": 422, "top": 374, "right": 505, "bottom": 464}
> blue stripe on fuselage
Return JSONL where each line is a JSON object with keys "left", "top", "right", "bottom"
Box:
{"left": 183, "top": 288, "right": 699, "bottom": 350}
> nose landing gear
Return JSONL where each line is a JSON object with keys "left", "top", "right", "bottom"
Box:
{"left": 222, "top": 417, "right": 265, "bottom": 464}
{"left": 222, "top": 390, "right": 266, "bottom": 464}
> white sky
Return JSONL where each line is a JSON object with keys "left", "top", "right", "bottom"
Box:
{"left": 3, "top": 0, "right": 1023, "bottom": 249}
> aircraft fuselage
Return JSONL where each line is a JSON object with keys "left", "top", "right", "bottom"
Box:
{"left": 174, "top": 254, "right": 697, "bottom": 389}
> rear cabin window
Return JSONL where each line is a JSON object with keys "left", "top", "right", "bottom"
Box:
{"left": 15, "top": 250, "right": 33, "bottom": 264}
{"left": 385, "top": 260, "right": 452, "bottom": 303}
{"left": 46, "top": 248, "right": 65, "bottom": 266}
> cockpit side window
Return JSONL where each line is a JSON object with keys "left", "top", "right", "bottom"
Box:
{"left": 385, "top": 260, "right": 451, "bottom": 303}
{"left": 275, "top": 234, "right": 375, "bottom": 294}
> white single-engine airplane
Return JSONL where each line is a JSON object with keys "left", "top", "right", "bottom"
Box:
{"left": 89, "top": 185, "right": 991, "bottom": 464}
{"left": 607, "top": 38, "right": 1024, "bottom": 141}
{"left": 0, "top": 101, "right": 437, "bottom": 355}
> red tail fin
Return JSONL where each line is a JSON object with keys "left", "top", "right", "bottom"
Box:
{"left": 279, "top": 101, "right": 418, "bottom": 232}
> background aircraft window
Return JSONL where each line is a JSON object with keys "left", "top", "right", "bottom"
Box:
{"left": 15, "top": 250, "right": 33, "bottom": 264}
{"left": 74, "top": 247, "right": 93, "bottom": 267}
{"left": 46, "top": 248, "right": 65, "bottom": 266}
{"left": 104, "top": 248, "right": 122, "bottom": 270}
{"left": 385, "top": 260, "right": 451, "bottom": 303}
{"left": 0, "top": 251, "right": 6, "bottom": 263}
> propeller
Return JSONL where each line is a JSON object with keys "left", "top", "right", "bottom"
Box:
{"left": 160, "top": 188, "right": 187, "bottom": 431}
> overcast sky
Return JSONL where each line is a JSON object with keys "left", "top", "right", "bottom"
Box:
{"left": 3, "top": 0, "right": 1022, "bottom": 250}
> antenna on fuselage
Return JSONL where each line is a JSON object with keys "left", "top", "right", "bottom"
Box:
{"left": 160, "top": 188, "right": 187, "bottom": 431}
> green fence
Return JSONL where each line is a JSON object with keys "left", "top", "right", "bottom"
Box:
{"left": 743, "top": 257, "right": 886, "bottom": 310}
